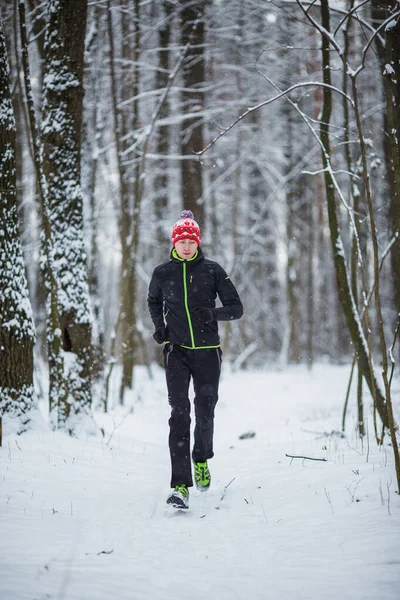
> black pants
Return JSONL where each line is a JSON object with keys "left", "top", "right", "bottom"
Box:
{"left": 164, "top": 344, "right": 222, "bottom": 488}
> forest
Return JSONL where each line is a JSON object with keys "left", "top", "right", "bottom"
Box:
{"left": 0, "top": 0, "right": 399, "bottom": 486}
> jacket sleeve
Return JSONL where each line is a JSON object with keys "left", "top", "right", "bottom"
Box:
{"left": 147, "top": 267, "right": 165, "bottom": 329}
{"left": 213, "top": 265, "right": 243, "bottom": 321}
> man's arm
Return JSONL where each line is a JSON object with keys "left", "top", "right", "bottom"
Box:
{"left": 213, "top": 266, "right": 243, "bottom": 321}
{"left": 147, "top": 268, "right": 165, "bottom": 329}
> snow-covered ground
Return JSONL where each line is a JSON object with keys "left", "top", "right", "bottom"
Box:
{"left": 1, "top": 363, "right": 399, "bottom": 600}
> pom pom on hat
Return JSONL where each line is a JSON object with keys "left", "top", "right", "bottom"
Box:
{"left": 171, "top": 210, "right": 201, "bottom": 246}
{"left": 179, "top": 209, "right": 195, "bottom": 220}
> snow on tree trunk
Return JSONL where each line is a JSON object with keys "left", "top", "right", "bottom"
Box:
{"left": 41, "top": 0, "right": 93, "bottom": 428}
{"left": 18, "top": 0, "right": 67, "bottom": 428}
{"left": 0, "top": 15, "right": 37, "bottom": 427}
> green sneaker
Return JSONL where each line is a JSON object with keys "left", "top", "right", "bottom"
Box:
{"left": 193, "top": 460, "right": 211, "bottom": 491}
{"left": 166, "top": 484, "right": 189, "bottom": 509}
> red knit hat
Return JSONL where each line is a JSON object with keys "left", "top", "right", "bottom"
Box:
{"left": 171, "top": 210, "right": 201, "bottom": 246}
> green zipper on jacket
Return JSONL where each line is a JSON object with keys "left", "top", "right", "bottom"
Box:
{"left": 173, "top": 248, "right": 220, "bottom": 350}
{"left": 182, "top": 261, "right": 196, "bottom": 348}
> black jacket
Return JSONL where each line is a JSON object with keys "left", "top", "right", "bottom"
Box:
{"left": 147, "top": 247, "right": 243, "bottom": 348}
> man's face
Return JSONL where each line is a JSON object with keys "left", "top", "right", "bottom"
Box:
{"left": 174, "top": 239, "right": 198, "bottom": 259}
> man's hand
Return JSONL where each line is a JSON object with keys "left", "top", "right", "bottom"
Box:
{"left": 153, "top": 326, "right": 167, "bottom": 344}
{"left": 193, "top": 307, "right": 214, "bottom": 323}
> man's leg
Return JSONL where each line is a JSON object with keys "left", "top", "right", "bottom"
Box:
{"left": 164, "top": 345, "right": 193, "bottom": 487}
{"left": 192, "top": 348, "right": 222, "bottom": 463}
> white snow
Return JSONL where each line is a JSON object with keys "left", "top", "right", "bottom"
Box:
{"left": 1, "top": 363, "right": 399, "bottom": 600}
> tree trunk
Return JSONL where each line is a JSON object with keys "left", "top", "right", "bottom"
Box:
{"left": 342, "top": 7, "right": 365, "bottom": 436}
{"left": 0, "top": 14, "right": 37, "bottom": 428}
{"left": 179, "top": 1, "right": 205, "bottom": 227}
{"left": 107, "top": 0, "right": 140, "bottom": 403}
{"left": 26, "top": 0, "right": 46, "bottom": 59}
{"left": 284, "top": 104, "right": 301, "bottom": 364}
{"left": 19, "top": 0, "right": 67, "bottom": 426}
{"left": 371, "top": 0, "right": 400, "bottom": 326}
{"left": 41, "top": 0, "right": 93, "bottom": 428}
{"left": 82, "top": 2, "right": 107, "bottom": 383}
{"left": 154, "top": 0, "right": 173, "bottom": 262}
{"left": 318, "top": 0, "right": 388, "bottom": 427}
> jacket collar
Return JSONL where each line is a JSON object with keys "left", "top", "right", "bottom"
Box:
{"left": 170, "top": 246, "right": 204, "bottom": 264}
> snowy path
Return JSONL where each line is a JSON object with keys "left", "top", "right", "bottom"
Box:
{"left": 1, "top": 365, "right": 399, "bottom": 600}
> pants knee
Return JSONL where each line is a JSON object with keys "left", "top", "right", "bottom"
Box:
{"left": 169, "top": 404, "right": 190, "bottom": 429}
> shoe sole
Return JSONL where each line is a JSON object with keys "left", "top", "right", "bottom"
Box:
{"left": 166, "top": 495, "right": 189, "bottom": 509}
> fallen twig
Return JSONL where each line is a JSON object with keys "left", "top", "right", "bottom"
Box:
{"left": 301, "top": 428, "right": 345, "bottom": 439}
{"left": 286, "top": 453, "right": 327, "bottom": 464}
{"left": 324, "top": 487, "right": 334, "bottom": 515}
{"left": 220, "top": 477, "right": 235, "bottom": 502}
